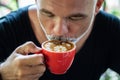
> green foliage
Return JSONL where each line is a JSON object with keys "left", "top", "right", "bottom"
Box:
{"left": 0, "top": 0, "right": 18, "bottom": 10}
{"left": 0, "top": 0, "right": 18, "bottom": 17}
{"left": 4, "top": 0, "right": 18, "bottom": 10}
{"left": 100, "top": 69, "right": 120, "bottom": 80}
{"left": 110, "top": 9, "right": 120, "bottom": 18}
{"left": 8, "top": 0, "right": 18, "bottom": 10}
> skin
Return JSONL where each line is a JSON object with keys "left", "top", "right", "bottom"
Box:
{"left": 0, "top": 42, "right": 45, "bottom": 80}
{"left": 34, "top": 0, "right": 103, "bottom": 51}
{"left": 0, "top": 0, "right": 104, "bottom": 80}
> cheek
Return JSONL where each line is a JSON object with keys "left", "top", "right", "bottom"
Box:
{"left": 40, "top": 16, "right": 54, "bottom": 34}
{"left": 69, "top": 19, "right": 91, "bottom": 37}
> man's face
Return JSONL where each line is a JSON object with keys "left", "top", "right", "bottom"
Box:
{"left": 36, "top": 0, "right": 97, "bottom": 42}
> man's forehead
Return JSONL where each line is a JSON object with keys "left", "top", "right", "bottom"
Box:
{"left": 37, "top": 0, "right": 96, "bottom": 17}
{"left": 38, "top": 0, "right": 94, "bottom": 5}
{"left": 38, "top": 0, "right": 95, "bottom": 9}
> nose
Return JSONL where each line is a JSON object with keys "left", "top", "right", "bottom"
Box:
{"left": 52, "top": 18, "right": 69, "bottom": 36}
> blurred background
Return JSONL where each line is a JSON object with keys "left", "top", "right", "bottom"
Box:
{"left": 0, "top": 0, "right": 35, "bottom": 17}
{"left": 0, "top": 0, "right": 120, "bottom": 18}
{"left": 0, "top": 0, "right": 120, "bottom": 80}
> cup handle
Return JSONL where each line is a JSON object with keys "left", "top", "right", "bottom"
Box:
{"left": 34, "top": 50, "right": 43, "bottom": 54}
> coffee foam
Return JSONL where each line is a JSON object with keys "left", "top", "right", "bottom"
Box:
{"left": 43, "top": 40, "right": 74, "bottom": 52}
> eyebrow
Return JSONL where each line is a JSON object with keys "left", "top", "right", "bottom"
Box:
{"left": 40, "top": 9, "right": 54, "bottom": 15}
{"left": 68, "top": 13, "right": 87, "bottom": 18}
{"left": 39, "top": 8, "right": 87, "bottom": 18}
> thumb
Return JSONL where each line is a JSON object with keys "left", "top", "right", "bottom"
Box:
{"left": 15, "top": 41, "right": 42, "bottom": 55}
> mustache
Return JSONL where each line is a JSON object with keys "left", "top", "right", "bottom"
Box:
{"left": 46, "top": 35, "right": 77, "bottom": 42}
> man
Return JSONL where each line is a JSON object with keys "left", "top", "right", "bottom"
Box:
{"left": 0, "top": 0, "right": 120, "bottom": 80}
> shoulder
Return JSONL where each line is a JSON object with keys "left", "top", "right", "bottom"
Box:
{"left": 91, "top": 11, "right": 120, "bottom": 49}
{"left": 94, "top": 10, "right": 120, "bottom": 34}
{"left": 0, "top": 5, "right": 31, "bottom": 27}
{"left": 0, "top": 5, "right": 34, "bottom": 40}
{"left": 95, "top": 10, "right": 120, "bottom": 26}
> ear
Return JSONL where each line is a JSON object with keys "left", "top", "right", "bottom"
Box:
{"left": 35, "top": 0, "right": 37, "bottom": 3}
{"left": 95, "top": 0, "right": 104, "bottom": 14}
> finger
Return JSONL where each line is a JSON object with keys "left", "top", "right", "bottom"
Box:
{"left": 15, "top": 41, "right": 42, "bottom": 55}
{"left": 15, "top": 54, "right": 44, "bottom": 66}
{"left": 27, "top": 64, "right": 46, "bottom": 75}
{"left": 19, "top": 74, "right": 43, "bottom": 80}
{"left": 19, "top": 64, "right": 46, "bottom": 76}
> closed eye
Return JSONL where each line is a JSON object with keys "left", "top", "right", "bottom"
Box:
{"left": 40, "top": 9, "right": 55, "bottom": 17}
{"left": 68, "top": 14, "right": 87, "bottom": 21}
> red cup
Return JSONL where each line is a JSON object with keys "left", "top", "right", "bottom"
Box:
{"left": 41, "top": 40, "right": 76, "bottom": 75}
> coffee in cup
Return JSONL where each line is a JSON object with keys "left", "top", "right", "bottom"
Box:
{"left": 43, "top": 40, "right": 74, "bottom": 52}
